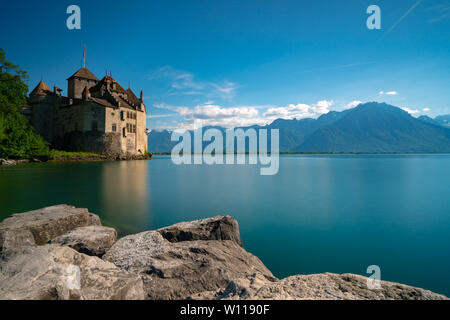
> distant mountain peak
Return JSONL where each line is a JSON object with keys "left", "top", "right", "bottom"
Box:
{"left": 147, "top": 103, "right": 450, "bottom": 153}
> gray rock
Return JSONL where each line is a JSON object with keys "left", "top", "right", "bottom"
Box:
{"left": 50, "top": 225, "right": 117, "bottom": 257}
{"left": 157, "top": 215, "right": 243, "bottom": 247}
{"left": 189, "top": 272, "right": 275, "bottom": 300}
{"left": 0, "top": 205, "right": 101, "bottom": 256}
{"left": 218, "top": 273, "right": 448, "bottom": 300}
{"left": 0, "top": 245, "right": 145, "bottom": 300}
{"left": 0, "top": 159, "right": 16, "bottom": 166}
{"left": 0, "top": 159, "right": 30, "bottom": 166}
{"left": 0, "top": 228, "right": 36, "bottom": 257}
{"left": 103, "top": 230, "right": 274, "bottom": 300}
{"left": 218, "top": 272, "right": 276, "bottom": 300}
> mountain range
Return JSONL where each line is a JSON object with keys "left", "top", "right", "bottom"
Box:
{"left": 147, "top": 102, "right": 450, "bottom": 153}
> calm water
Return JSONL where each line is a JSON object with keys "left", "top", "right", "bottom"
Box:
{"left": 1, "top": 155, "right": 449, "bottom": 296}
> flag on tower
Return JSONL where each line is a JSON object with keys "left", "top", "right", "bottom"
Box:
{"left": 83, "top": 44, "right": 86, "bottom": 68}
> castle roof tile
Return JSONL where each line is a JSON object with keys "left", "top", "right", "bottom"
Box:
{"left": 67, "top": 68, "right": 99, "bottom": 81}
{"left": 30, "top": 80, "right": 52, "bottom": 96}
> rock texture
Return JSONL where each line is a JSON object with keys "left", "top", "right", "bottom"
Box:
{"left": 212, "top": 273, "right": 448, "bottom": 300}
{"left": 189, "top": 272, "right": 275, "bottom": 300}
{"left": 0, "top": 205, "right": 100, "bottom": 256}
{"left": 157, "top": 216, "right": 243, "bottom": 247}
{"left": 103, "top": 231, "right": 274, "bottom": 299}
{"left": 50, "top": 226, "right": 117, "bottom": 257}
{"left": 0, "top": 245, "right": 144, "bottom": 300}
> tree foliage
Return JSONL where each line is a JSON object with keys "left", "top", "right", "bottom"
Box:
{"left": 0, "top": 48, "right": 49, "bottom": 158}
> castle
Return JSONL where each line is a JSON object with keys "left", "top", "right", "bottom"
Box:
{"left": 24, "top": 67, "right": 148, "bottom": 156}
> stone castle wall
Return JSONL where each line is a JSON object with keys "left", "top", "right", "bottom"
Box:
{"left": 31, "top": 98, "right": 147, "bottom": 156}
{"left": 68, "top": 78, "right": 97, "bottom": 100}
{"left": 29, "top": 95, "right": 55, "bottom": 143}
{"left": 58, "top": 131, "right": 122, "bottom": 157}
{"left": 136, "top": 107, "right": 147, "bottom": 153}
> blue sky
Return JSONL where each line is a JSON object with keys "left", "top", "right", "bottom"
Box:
{"left": 1, "top": 0, "right": 449, "bottom": 129}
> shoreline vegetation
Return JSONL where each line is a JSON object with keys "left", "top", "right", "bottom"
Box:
{"left": 0, "top": 150, "right": 152, "bottom": 166}
{"left": 0, "top": 204, "right": 447, "bottom": 300}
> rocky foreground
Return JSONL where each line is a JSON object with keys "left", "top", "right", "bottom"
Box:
{"left": 0, "top": 205, "right": 447, "bottom": 300}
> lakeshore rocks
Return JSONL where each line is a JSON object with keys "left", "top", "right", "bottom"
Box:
{"left": 0, "top": 245, "right": 145, "bottom": 300}
{"left": 103, "top": 231, "right": 274, "bottom": 299}
{"left": 50, "top": 226, "right": 117, "bottom": 257}
{"left": 215, "top": 273, "right": 448, "bottom": 300}
{"left": 0, "top": 159, "right": 30, "bottom": 166}
{"left": 157, "top": 215, "right": 243, "bottom": 247}
{"left": 0, "top": 204, "right": 448, "bottom": 300}
{"left": 0, "top": 205, "right": 100, "bottom": 256}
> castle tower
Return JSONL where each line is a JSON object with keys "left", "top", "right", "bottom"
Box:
{"left": 67, "top": 67, "right": 99, "bottom": 99}
{"left": 29, "top": 80, "right": 55, "bottom": 142}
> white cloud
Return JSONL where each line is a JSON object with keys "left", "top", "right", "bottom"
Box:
{"left": 401, "top": 107, "right": 420, "bottom": 114}
{"left": 345, "top": 100, "right": 362, "bottom": 109}
{"left": 176, "top": 105, "right": 259, "bottom": 120}
{"left": 423, "top": 107, "right": 431, "bottom": 112}
{"left": 155, "top": 103, "right": 269, "bottom": 129}
{"left": 147, "top": 66, "right": 239, "bottom": 99}
{"left": 263, "top": 100, "right": 333, "bottom": 121}
{"left": 146, "top": 114, "right": 177, "bottom": 119}
{"left": 154, "top": 100, "right": 334, "bottom": 129}
{"left": 379, "top": 91, "right": 398, "bottom": 95}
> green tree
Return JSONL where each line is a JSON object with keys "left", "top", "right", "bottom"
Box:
{"left": 0, "top": 48, "right": 49, "bottom": 158}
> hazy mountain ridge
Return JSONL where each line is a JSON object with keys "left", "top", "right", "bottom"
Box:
{"left": 147, "top": 102, "right": 450, "bottom": 153}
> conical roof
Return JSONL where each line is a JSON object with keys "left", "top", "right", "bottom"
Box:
{"left": 30, "top": 80, "right": 52, "bottom": 96}
{"left": 67, "top": 67, "right": 99, "bottom": 81}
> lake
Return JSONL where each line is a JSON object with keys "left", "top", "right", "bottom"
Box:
{"left": 1, "top": 154, "right": 449, "bottom": 296}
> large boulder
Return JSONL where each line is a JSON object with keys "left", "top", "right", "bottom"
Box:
{"left": 50, "top": 226, "right": 117, "bottom": 257}
{"left": 0, "top": 205, "right": 100, "bottom": 256}
{"left": 103, "top": 230, "right": 275, "bottom": 300}
{"left": 0, "top": 245, "right": 145, "bottom": 300}
{"left": 157, "top": 216, "right": 243, "bottom": 247}
{"left": 217, "top": 273, "right": 448, "bottom": 300}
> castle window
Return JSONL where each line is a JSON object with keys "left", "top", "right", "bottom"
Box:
{"left": 133, "top": 124, "right": 136, "bottom": 133}
{"left": 122, "top": 127, "right": 126, "bottom": 137}
{"left": 120, "top": 111, "right": 124, "bottom": 121}
{"left": 126, "top": 123, "right": 130, "bottom": 133}
{"left": 92, "top": 121, "right": 98, "bottom": 131}
{"left": 112, "top": 124, "right": 117, "bottom": 132}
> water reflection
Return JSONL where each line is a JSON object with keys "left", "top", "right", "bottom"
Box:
{"left": 101, "top": 160, "right": 149, "bottom": 235}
